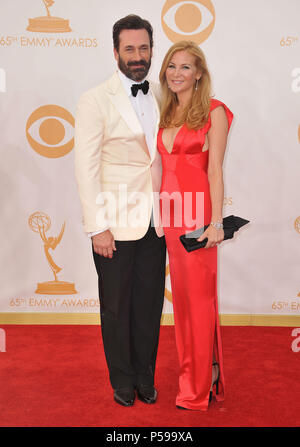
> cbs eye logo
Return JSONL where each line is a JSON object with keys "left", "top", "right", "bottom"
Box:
{"left": 161, "top": 0, "right": 216, "bottom": 44}
{"left": 26, "top": 105, "right": 74, "bottom": 158}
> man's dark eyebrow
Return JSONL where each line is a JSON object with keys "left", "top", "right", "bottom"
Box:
{"left": 124, "top": 44, "right": 150, "bottom": 49}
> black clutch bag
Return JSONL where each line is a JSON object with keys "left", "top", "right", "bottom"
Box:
{"left": 179, "top": 215, "right": 249, "bottom": 252}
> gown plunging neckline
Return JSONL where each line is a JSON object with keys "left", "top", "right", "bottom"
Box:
{"left": 160, "top": 124, "right": 185, "bottom": 154}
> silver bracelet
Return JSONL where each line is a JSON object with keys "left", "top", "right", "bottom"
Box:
{"left": 210, "top": 221, "right": 223, "bottom": 230}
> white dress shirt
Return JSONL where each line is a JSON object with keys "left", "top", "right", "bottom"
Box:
{"left": 89, "top": 69, "right": 157, "bottom": 238}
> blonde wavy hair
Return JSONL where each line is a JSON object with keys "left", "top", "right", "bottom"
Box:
{"left": 159, "top": 41, "right": 212, "bottom": 130}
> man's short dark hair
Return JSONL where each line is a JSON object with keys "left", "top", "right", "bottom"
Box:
{"left": 113, "top": 14, "right": 153, "bottom": 51}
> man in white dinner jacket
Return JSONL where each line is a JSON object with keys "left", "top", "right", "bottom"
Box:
{"left": 74, "top": 15, "right": 166, "bottom": 407}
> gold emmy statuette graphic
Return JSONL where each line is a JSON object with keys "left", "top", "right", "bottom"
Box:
{"left": 27, "top": 0, "right": 72, "bottom": 33}
{"left": 29, "top": 212, "right": 77, "bottom": 294}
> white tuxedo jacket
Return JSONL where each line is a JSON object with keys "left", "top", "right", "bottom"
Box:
{"left": 74, "top": 72, "right": 164, "bottom": 240}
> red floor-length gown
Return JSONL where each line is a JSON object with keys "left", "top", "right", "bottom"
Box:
{"left": 157, "top": 99, "right": 233, "bottom": 410}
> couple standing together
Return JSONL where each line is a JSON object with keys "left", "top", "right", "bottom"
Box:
{"left": 75, "top": 14, "right": 233, "bottom": 411}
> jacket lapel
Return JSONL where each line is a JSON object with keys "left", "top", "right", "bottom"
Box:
{"left": 106, "top": 72, "right": 144, "bottom": 136}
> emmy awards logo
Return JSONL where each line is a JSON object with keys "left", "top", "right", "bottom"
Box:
{"left": 27, "top": 0, "right": 72, "bottom": 33}
{"left": 28, "top": 212, "right": 77, "bottom": 294}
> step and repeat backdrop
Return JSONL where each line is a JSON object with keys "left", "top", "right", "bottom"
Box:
{"left": 0, "top": 0, "right": 299, "bottom": 324}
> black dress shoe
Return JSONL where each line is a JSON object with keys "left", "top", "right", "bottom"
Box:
{"left": 114, "top": 388, "right": 135, "bottom": 407}
{"left": 136, "top": 385, "right": 157, "bottom": 404}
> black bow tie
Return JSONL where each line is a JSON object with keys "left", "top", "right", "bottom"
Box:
{"left": 131, "top": 80, "right": 149, "bottom": 97}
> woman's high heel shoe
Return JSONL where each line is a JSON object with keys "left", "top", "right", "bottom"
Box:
{"left": 209, "top": 362, "right": 220, "bottom": 403}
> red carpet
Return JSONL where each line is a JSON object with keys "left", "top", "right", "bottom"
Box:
{"left": 0, "top": 325, "right": 299, "bottom": 427}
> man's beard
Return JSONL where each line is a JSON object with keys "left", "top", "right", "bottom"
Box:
{"left": 118, "top": 54, "right": 151, "bottom": 82}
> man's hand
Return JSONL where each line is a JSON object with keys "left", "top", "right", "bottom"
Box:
{"left": 92, "top": 230, "right": 116, "bottom": 258}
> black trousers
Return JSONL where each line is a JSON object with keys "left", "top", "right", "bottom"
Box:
{"left": 92, "top": 224, "right": 166, "bottom": 390}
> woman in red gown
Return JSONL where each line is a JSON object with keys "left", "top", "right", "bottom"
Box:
{"left": 157, "top": 41, "right": 233, "bottom": 411}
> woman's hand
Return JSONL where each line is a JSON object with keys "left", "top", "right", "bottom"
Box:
{"left": 197, "top": 225, "right": 224, "bottom": 248}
